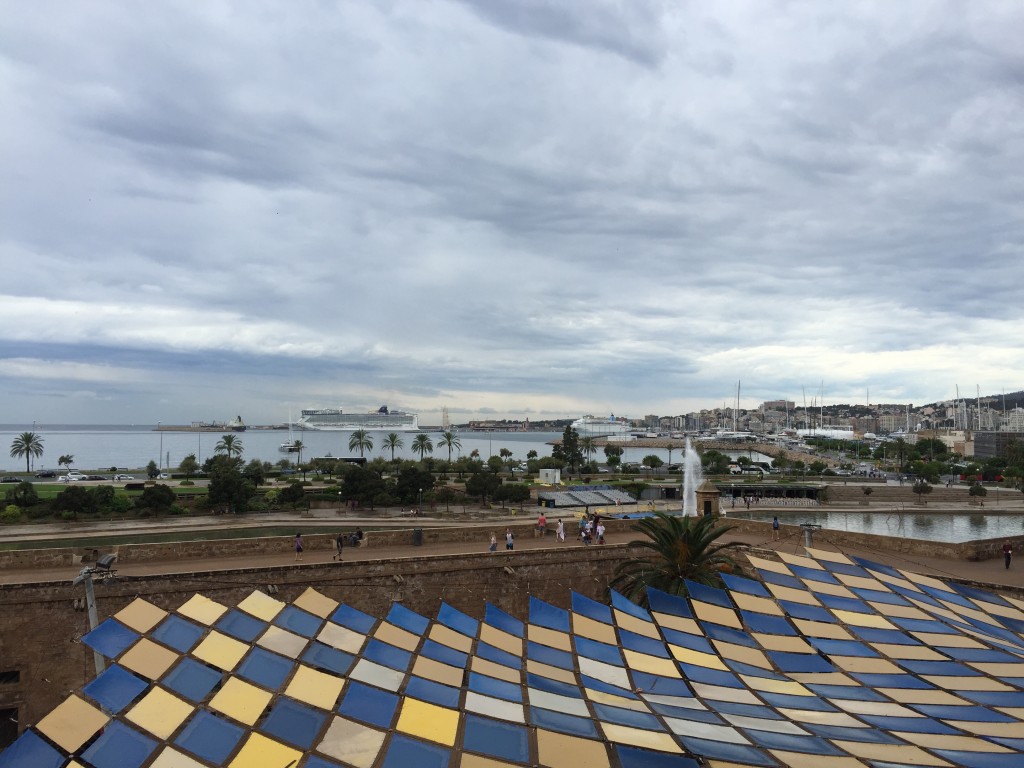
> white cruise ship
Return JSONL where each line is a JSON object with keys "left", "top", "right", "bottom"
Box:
{"left": 571, "top": 415, "right": 634, "bottom": 439}
{"left": 296, "top": 405, "right": 419, "bottom": 431}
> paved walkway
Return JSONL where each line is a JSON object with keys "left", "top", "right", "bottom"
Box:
{"left": 5, "top": 502, "right": 1024, "bottom": 593}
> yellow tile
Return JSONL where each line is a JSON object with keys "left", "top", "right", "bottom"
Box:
{"left": 257, "top": 625, "right": 308, "bottom": 658}
{"left": 830, "top": 610, "right": 895, "bottom": 629}
{"left": 148, "top": 747, "right": 209, "bottom": 768}
{"left": 585, "top": 688, "right": 651, "bottom": 712}
{"left": 747, "top": 555, "right": 795, "bottom": 574}
{"left": 903, "top": 572, "right": 952, "bottom": 593}
{"left": 788, "top": 672, "right": 855, "bottom": 686}
{"left": 690, "top": 683, "right": 760, "bottom": 704}
{"left": 115, "top": 598, "right": 168, "bottom": 633}
{"left": 831, "top": 699, "right": 920, "bottom": 717}
{"left": 668, "top": 645, "right": 729, "bottom": 671}
{"left": 750, "top": 634, "right": 812, "bottom": 653}
{"left": 875, "top": 688, "right": 967, "bottom": 705}
{"left": 870, "top": 602, "right": 930, "bottom": 619}
{"left": 317, "top": 716, "right": 386, "bottom": 768}
{"left": 396, "top": 697, "right": 460, "bottom": 746}
{"left": 227, "top": 733, "right": 302, "bottom": 768}
{"left": 776, "top": 708, "right": 867, "bottom": 727}
{"left": 479, "top": 623, "right": 522, "bottom": 656}
{"left": 293, "top": 587, "right": 338, "bottom": 618}
{"left": 777, "top": 552, "right": 825, "bottom": 570}
{"left": 803, "top": 580, "right": 856, "bottom": 599}
{"left": 803, "top": 548, "right": 854, "bottom": 565}
{"left": 192, "top": 631, "right": 249, "bottom": 671}
{"left": 830, "top": 656, "right": 902, "bottom": 674}
{"left": 527, "top": 659, "right": 576, "bottom": 685}
{"left": 970, "top": 598, "right": 1024, "bottom": 621}
{"left": 650, "top": 612, "right": 701, "bottom": 635}
{"left": 731, "top": 593, "right": 784, "bottom": 616}
{"left": 912, "top": 632, "right": 984, "bottom": 649}
{"left": 613, "top": 609, "right": 661, "bottom": 639}
{"left": 834, "top": 573, "right": 886, "bottom": 591}
{"left": 176, "top": 594, "right": 228, "bottom": 625}
{"left": 317, "top": 622, "right": 366, "bottom": 654}
{"left": 870, "top": 571, "right": 923, "bottom": 593}
{"left": 691, "top": 600, "right": 742, "bottom": 629}
{"left": 286, "top": 664, "right": 345, "bottom": 710}
{"left": 623, "top": 649, "right": 682, "bottom": 678}
{"left": 428, "top": 623, "right": 474, "bottom": 653}
{"left": 374, "top": 621, "right": 421, "bottom": 652}
{"left": 474, "top": 656, "right": 522, "bottom": 684}
{"left": 947, "top": 719, "right": 1024, "bottom": 738}
{"left": 411, "top": 655, "right": 464, "bottom": 687}
{"left": 36, "top": 694, "right": 109, "bottom": 752}
{"left": 791, "top": 619, "right": 852, "bottom": 640}
{"left": 768, "top": 751, "right": 866, "bottom": 768}
{"left": 937, "top": 601, "right": 989, "bottom": 624}
{"left": 712, "top": 641, "right": 772, "bottom": 669}
{"left": 870, "top": 643, "right": 943, "bottom": 660}
{"left": 126, "top": 687, "right": 193, "bottom": 739}
{"left": 536, "top": 728, "right": 611, "bottom": 768}
{"left": 765, "top": 584, "right": 821, "bottom": 606}
{"left": 119, "top": 638, "right": 180, "bottom": 680}
{"left": 572, "top": 614, "right": 618, "bottom": 644}
{"left": 209, "top": 677, "right": 273, "bottom": 725}
{"left": 739, "top": 676, "right": 811, "bottom": 696}
{"left": 236, "top": 589, "right": 285, "bottom": 621}
{"left": 600, "top": 722, "right": 684, "bottom": 752}
{"left": 832, "top": 740, "right": 952, "bottom": 766}
{"left": 528, "top": 624, "right": 573, "bottom": 652}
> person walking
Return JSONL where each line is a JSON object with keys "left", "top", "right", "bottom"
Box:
{"left": 596, "top": 521, "right": 606, "bottom": 545}
{"left": 556, "top": 519, "right": 565, "bottom": 543}
{"left": 505, "top": 528, "right": 514, "bottom": 551}
{"left": 537, "top": 512, "right": 547, "bottom": 537}
{"left": 489, "top": 532, "right": 497, "bottom": 553}
{"left": 334, "top": 532, "right": 344, "bottom": 561}
{"left": 294, "top": 533, "right": 304, "bottom": 562}
{"left": 772, "top": 516, "right": 780, "bottom": 541}
{"left": 1004, "top": 540, "right": 1014, "bottom": 569}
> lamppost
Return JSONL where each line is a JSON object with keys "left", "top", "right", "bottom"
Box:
{"left": 418, "top": 487, "right": 423, "bottom": 513}
{"left": 158, "top": 422, "right": 163, "bottom": 471}
{"left": 338, "top": 492, "right": 343, "bottom": 514}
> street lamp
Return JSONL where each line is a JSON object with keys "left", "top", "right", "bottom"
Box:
{"left": 158, "top": 422, "right": 163, "bottom": 471}
{"left": 418, "top": 487, "right": 423, "bottom": 513}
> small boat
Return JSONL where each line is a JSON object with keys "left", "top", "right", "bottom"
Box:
{"left": 279, "top": 441, "right": 300, "bottom": 453}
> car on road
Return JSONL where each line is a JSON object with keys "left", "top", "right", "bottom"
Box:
{"left": 113, "top": 474, "right": 136, "bottom": 481}
{"left": 158, "top": 473, "right": 171, "bottom": 480}
{"left": 62, "top": 471, "right": 86, "bottom": 482}
{"left": 34, "top": 470, "right": 57, "bottom": 478}
{"left": 1, "top": 476, "right": 23, "bottom": 483}
{"left": 86, "top": 475, "right": 108, "bottom": 481}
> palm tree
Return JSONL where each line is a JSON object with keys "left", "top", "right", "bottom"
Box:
{"left": 381, "top": 432, "right": 404, "bottom": 461}
{"left": 59, "top": 454, "right": 75, "bottom": 472}
{"left": 349, "top": 429, "right": 374, "bottom": 458}
{"left": 10, "top": 432, "right": 44, "bottom": 473}
{"left": 412, "top": 433, "right": 434, "bottom": 461}
{"left": 215, "top": 434, "right": 244, "bottom": 459}
{"left": 499, "top": 447, "right": 513, "bottom": 469}
{"left": 438, "top": 430, "right": 462, "bottom": 462}
{"left": 609, "top": 512, "right": 740, "bottom": 608}
{"left": 580, "top": 436, "right": 596, "bottom": 465}
{"left": 291, "top": 440, "right": 304, "bottom": 464}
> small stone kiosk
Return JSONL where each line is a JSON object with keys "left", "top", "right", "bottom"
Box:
{"left": 696, "top": 479, "right": 721, "bottom": 518}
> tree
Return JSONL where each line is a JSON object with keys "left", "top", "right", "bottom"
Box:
{"left": 395, "top": 466, "right": 434, "bottom": 506}
{"left": 348, "top": 429, "right": 373, "bottom": 457}
{"left": 665, "top": 442, "right": 679, "bottom": 468}
{"left": 527, "top": 450, "right": 538, "bottom": 460}
{"left": 609, "top": 512, "right": 740, "bottom": 607}
{"left": 146, "top": 460, "right": 159, "bottom": 479}
{"left": 969, "top": 483, "right": 988, "bottom": 499}
{"left": 466, "top": 471, "right": 501, "bottom": 503}
{"left": 553, "top": 426, "right": 583, "bottom": 476}
{"left": 339, "top": 465, "right": 386, "bottom": 509}
{"left": 291, "top": 440, "right": 304, "bottom": 465}
{"left": 215, "top": 434, "right": 244, "bottom": 460}
{"left": 580, "top": 436, "right": 596, "bottom": 465}
{"left": 243, "top": 458, "right": 267, "bottom": 486}
{"left": 52, "top": 485, "right": 97, "bottom": 519}
{"left": 207, "top": 455, "right": 255, "bottom": 514}
{"left": 58, "top": 454, "right": 74, "bottom": 472}
{"left": 438, "top": 431, "right": 462, "bottom": 462}
{"left": 912, "top": 479, "right": 933, "bottom": 504}
{"left": 10, "top": 432, "right": 44, "bottom": 473}
{"left": 382, "top": 432, "right": 404, "bottom": 461}
{"left": 136, "top": 485, "right": 176, "bottom": 515}
{"left": 603, "top": 443, "right": 623, "bottom": 468}
{"left": 499, "top": 448, "right": 514, "bottom": 468}
{"left": 179, "top": 453, "right": 200, "bottom": 480}
{"left": 5, "top": 481, "right": 38, "bottom": 508}
{"left": 412, "top": 434, "right": 434, "bottom": 461}
{"left": 701, "top": 450, "right": 731, "bottom": 475}
{"left": 642, "top": 455, "right": 664, "bottom": 472}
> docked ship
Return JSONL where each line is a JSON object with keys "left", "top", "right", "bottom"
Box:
{"left": 570, "top": 414, "right": 634, "bottom": 439}
{"left": 296, "top": 405, "right": 419, "bottom": 431}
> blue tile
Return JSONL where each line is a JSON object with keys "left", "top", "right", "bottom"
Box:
{"left": 946, "top": 648, "right": 1021, "bottom": 663}
{"left": 484, "top": 603, "right": 524, "bottom": 637}
{"left": 631, "top": 671, "right": 693, "bottom": 697}
{"left": 920, "top": 585, "right": 973, "bottom": 609}
{"left": 680, "top": 664, "right": 742, "bottom": 688}
{"left": 647, "top": 587, "right": 694, "bottom": 618}
{"left": 302, "top": 641, "right": 354, "bottom": 675}
{"left": 766, "top": 651, "right": 834, "bottom": 674}
{"left": 437, "top": 602, "right": 478, "bottom": 638}
{"left": 742, "top": 611, "right": 796, "bottom": 635}
{"left": 805, "top": 723, "right": 905, "bottom": 743}
{"left": 611, "top": 589, "right": 657, "bottom": 620}
{"left": 150, "top": 615, "right": 205, "bottom": 653}
{"left": 236, "top": 647, "right": 293, "bottom": 690}
{"left": 686, "top": 580, "right": 733, "bottom": 608}
{"left": 531, "top": 595, "right": 572, "bottom": 631}
{"left": 330, "top": 604, "right": 376, "bottom": 634}
{"left": 162, "top": 657, "right": 222, "bottom": 702}
{"left": 806, "top": 684, "right": 886, "bottom": 701}
{"left": 174, "top": 710, "right": 244, "bottom": 764}
{"left": 363, "top": 639, "right": 412, "bottom": 671}
{"left": 572, "top": 592, "right": 613, "bottom": 624}
{"left": 677, "top": 736, "right": 776, "bottom": 766}
{"left": 469, "top": 672, "right": 522, "bottom": 702}
{"left": 710, "top": 701, "right": 780, "bottom": 719}
{"left": 619, "top": 629, "right": 668, "bottom": 657}
{"left": 745, "top": 729, "right": 845, "bottom": 755}
{"left": 650, "top": 702, "right": 723, "bottom": 723}
{"left": 477, "top": 641, "right": 520, "bottom": 668}
{"left": 852, "top": 557, "right": 902, "bottom": 578}
{"left": 931, "top": 751, "right": 1024, "bottom": 768}
{"left": 760, "top": 692, "right": 835, "bottom": 711}
{"left": 852, "top": 588, "right": 912, "bottom": 606}
{"left": 592, "top": 703, "right": 661, "bottom": 730}
{"left": 791, "top": 565, "right": 841, "bottom": 584}
{"left": 582, "top": 673, "right": 636, "bottom": 698}
{"left": 79, "top": 721, "right": 157, "bottom": 768}
{"left": 82, "top": 664, "right": 148, "bottom": 713}
{"left": 529, "top": 706, "right": 599, "bottom": 738}
{"left": 850, "top": 673, "right": 932, "bottom": 689}
{"left": 959, "top": 690, "right": 1024, "bottom": 707}
{"left": 405, "top": 676, "right": 461, "bottom": 708}
{"left": 215, "top": 609, "right": 267, "bottom": 642}
{"left": 807, "top": 638, "right": 878, "bottom": 657}
{"left": 338, "top": 681, "right": 399, "bottom": 728}
{"left": 760, "top": 571, "right": 804, "bottom": 590}
{"left": 382, "top": 734, "right": 450, "bottom": 768}
{"left": 950, "top": 582, "right": 1012, "bottom": 606}
{"left": 260, "top": 697, "right": 327, "bottom": 749}
{"left": 617, "top": 745, "right": 700, "bottom": 768}
{"left": 849, "top": 627, "right": 915, "bottom": 644}
{"left": 527, "top": 640, "right": 574, "bottom": 669}
{"left": 304, "top": 757, "right": 344, "bottom": 768}
{"left": 660, "top": 627, "right": 714, "bottom": 653}
{"left": 701, "top": 622, "right": 756, "bottom": 647}
{"left": 911, "top": 705, "right": 1013, "bottom": 722}
{"left": 720, "top": 573, "right": 771, "bottom": 597}
{"left": 0, "top": 729, "right": 65, "bottom": 768}
{"left": 575, "top": 636, "right": 624, "bottom": 666}
{"left": 819, "top": 560, "right": 869, "bottom": 577}
{"left": 899, "top": 660, "right": 977, "bottom": 676}
{"left": 528, "top": 673, "right": 582, "bottom": 699}
{"left": 386, "top": 603, "right": 429, "bottom": 635}
{"left": 816, "top": 594, "right": 871, "bottom": 613}
{"left": 463, "top": 714, "right": 530, "bottom": 763}
{"left": 892, "top": 617, "right": 955, "bottom": 634}
{"left": 275, "top": 605, "right": 323, "bottom": 637}
{"left": 82, "top": 619, "right": 139, "bottom": 659}
{"left": 420, "top": 639, "right": 468, "bottom": 669}
{"left": 859, "top": 715, "right": 961, "bottom": 734}
{"left": 725, "top": 662, "right": 787, "bottom": 681}
{"left": 778, "top": 601, "right": 834, "bottom": 622}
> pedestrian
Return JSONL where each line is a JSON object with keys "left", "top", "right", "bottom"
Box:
{"left": 1004, "top": 540, "right": 1014, "bottom": 570}
{"left": 489, "top": 532, "right": 497, "bottom": 553}
{"left": 596, "top": 521, "right": 606, "bottom": 545}
{"left": 556, "top": 519, "right": 565, "bottom": 543}
{"left": 772, "top": 516, "right": 780, "bottom": 541}
{"left": 537, "top": 512, "right": 547, "bottom": 537}
{"left": 334, "top": 532, "right": 344, "bottom": 561}
{"left": 294, "top": 533, "right": 303, "bottom": 561}
{"left": 505, "top": 528, "right": 514, "bottom": 551}
{"left": 353, "top": 528, "right": 364, "bottom": 548}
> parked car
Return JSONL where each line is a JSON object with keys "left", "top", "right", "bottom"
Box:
{"left": 34, "top": 470, "right": 57, "bottom": 478}
{"left": 86, "top": 475, "right": 108, "bottom": 481}
{"left": 113, "top": 474, "right": 136, "bottom": 481}
{"left": 158, "top": 473, "right": 171, "bottom": 480}
{"left": 62, "top": 471, "right": 86, "bottom": 482}
{"left": 1, "top": 476, "right": 23, "bottom": 483}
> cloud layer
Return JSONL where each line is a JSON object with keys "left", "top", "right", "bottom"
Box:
{"left": 2, "top": 1, "right": 1022, "bottom": 424}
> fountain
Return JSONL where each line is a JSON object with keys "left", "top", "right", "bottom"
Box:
{"left": 681, "top": 437, "right": 703, "bottom": 516}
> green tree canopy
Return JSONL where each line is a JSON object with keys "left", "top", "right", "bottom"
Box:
{"left": 348, "top": 429, "right": 374, "bottom": 457}
{"left": 382, "top": 432, "right": 404, "bottom": 461}
{"left": 179, "top": 453, "right": 200, "bottom": 479}
{"left": 215, "top": 434, "right": 244, "bottom": 459}
{"left": 411, "top": 433, "right": 434, "bottom": 461}
{"left": 10, "top": 432, "right": 44, "bottom": 473}
{"left": 438, "top": 431, "right": 461, "bottom": 462}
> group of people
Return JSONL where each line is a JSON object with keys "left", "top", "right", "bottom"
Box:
{"left": 578, "top": 513, "right": 606, "bottom": 545}
{"left": 292, "top": 530, "right": 363, "bottom": 562}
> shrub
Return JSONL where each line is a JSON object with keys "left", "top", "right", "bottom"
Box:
{"left": 1, "top": 504, "right": 22, "bottom": 522}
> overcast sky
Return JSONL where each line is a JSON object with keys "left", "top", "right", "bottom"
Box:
{"left": 2, "top": 1, "right": 1022, "bottom": 426}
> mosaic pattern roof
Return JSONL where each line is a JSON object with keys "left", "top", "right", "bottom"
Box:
{"left": 5, "top": 547, "right": 1024, "bottom": 767}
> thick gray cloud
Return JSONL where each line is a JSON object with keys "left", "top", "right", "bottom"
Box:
{"left": 1, "top": 0, "right": 1022, "bottom": 425}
